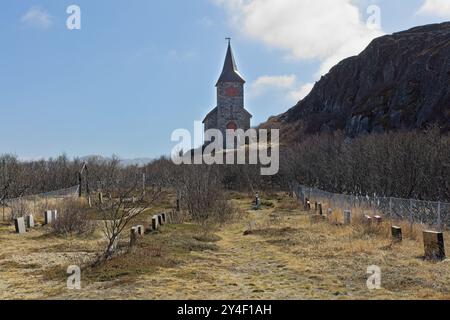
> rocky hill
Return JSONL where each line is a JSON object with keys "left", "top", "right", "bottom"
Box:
{"left": 265, "top": 22, "right": 450, "bottom": 139}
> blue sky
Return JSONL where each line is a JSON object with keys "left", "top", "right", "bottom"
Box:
{"left": 0, "top": 0, "right": 448, "bottom": 160}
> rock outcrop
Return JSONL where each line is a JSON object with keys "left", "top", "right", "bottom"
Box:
{"left": 271, "top": 22, "right": 450, "bottom": 138}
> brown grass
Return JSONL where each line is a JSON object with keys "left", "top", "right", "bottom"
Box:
{"left": 0, "top": 192, "right": 449, "bottom": 299}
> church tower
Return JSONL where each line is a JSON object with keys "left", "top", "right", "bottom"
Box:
{"left": 203, "top": 40, "right": 252, "bottom": 148}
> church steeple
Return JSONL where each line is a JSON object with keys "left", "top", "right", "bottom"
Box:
{"left": 216, "top": 40, "right": 245, "bottom": 86}
{"left": 203, "top": 40, "right": 252, "bottom": 148}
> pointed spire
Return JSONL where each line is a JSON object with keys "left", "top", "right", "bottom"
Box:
{"left": 216, "top": 40, "right": 245, "bottom": 86}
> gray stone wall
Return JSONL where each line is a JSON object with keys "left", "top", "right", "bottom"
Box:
{"left": 217, "top": 82, "right": 244, "bottom": 108}
{"left": 204, "top": 109, "right": 217, "bottom": 132}
{"left": 217, "top": 106, "right": 251, "bottom": 135}
{"left": 204, "top": 79, "right": 252, "bottom": 149}
{"left": 217, "top": 106, "right": 251, "bottom": 148}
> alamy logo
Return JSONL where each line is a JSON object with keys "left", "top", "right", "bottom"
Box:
{"left": 67, "top": 265, "right": 81, "bottom": 290}
{"left": 66, "top": 5, "right": 81, "bottom": 30}
{"left": 171, "top": 121, "right": 279, "bottom": 176}
{"left": 366, "top": 5, "right": 382, "bottom": 30}
{"left": 366, "top": 265, "right": 381, "bottom": 290}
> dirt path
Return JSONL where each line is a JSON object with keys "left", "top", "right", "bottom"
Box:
{"left": 56, "top": 210, "right": 309, "bottom": 299}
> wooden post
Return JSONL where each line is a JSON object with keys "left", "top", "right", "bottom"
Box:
{"left": 14, "top": 217, "right": 26, "bottom": 234}
{"left": 389, "top": 197, "right": 392, "bottom": 217}
{"left": 142, "top": 173, "right": 146, "bottom": 195}
{"left": 344, "top": 210, "right": 351, "bottom": 225}
{"left": 136, "top": 225, "right": 145, "bottom": 236}
{"left": 409, "top": 199, "right": 413, "bottom": 235}
{"left": 78, "top": 172, "right": 82, "bottom": 197}
{"left": 44, "top": 210, "right": 52, "bottom": 225}
{"left": 130, "top": 227, "right": 138, "bottom": 247}
{"left": 391, "top": 226, "right": 402, "bottom": 243}
{"left": 158, "top": 214, "right": 163, "bottom": 226}
{"left": 318, "top": 203, "right": 323, "bottom": 215}
{"left": 26, "top": 215, "right": 35, "bottom": 229}
{"left": 364, "top": 215, "right": 373, "bottom": 225}
{"left": 152, "top": 215, "right": 159, "bottom": 230}
{"left": 372, "top": 197, "right": 376, "bottom": 217}
{"left": 437, "top": 201, "right": 442, "bottom": 231}
{"left": 423, "top": 231, "right": 445, "bottom": 261}
{"left": 374, "top": 215, "right": 382, "bottom": 225}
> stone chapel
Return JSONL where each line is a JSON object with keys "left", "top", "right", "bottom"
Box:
{"left": 203, "top": 41, "right": 252, "bottom": 148}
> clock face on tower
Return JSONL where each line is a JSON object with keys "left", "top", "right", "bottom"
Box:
{"left": 224, "top": 86, "right": 239, "bottom": 97}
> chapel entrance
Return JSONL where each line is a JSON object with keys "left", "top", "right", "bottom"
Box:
{"left": 226, "top": 121, "right": 238, "bottom": 131}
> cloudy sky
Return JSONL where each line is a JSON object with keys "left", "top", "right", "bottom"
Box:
{"left": 0, "top": 0, "right": 448, "bottom": 160}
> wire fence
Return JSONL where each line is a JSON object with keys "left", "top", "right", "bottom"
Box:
{"left": 1, "top": 185, "right": 79, "bottom": 221}
{"left": 295, "top": 183, "right": 450, "bottom": 231}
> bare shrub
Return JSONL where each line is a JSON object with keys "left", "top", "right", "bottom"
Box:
{"left": 280, "top": 126, "right": 450, "bottom": 202}
{"left": 9, "top": 199, "right": 33, "bottom": 220}
{"left": 51, "top": 199, "right": 96, "bottom": 236}
{"left": 169, "top": 208, "right": 187, "bottom": 224}
{"left": 211, "top": 198, "right": 237, "bottom": 225}
{"left": 180, "top": 165, "right": 236, "bottom": 228}
{"left": 92, "top": 161, "right": 162, "bottom": 263}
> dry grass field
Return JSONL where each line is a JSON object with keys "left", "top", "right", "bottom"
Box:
{"left": 0, "top": 192, "right": 449, "bottom": 300}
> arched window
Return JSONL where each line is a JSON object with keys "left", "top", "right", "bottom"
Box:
{"left": 226, "top": 121, "right": 238, "bottom": 131}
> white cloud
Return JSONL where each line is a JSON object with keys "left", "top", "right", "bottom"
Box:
{"left": 289, "top": 83, "right": 315, "bottom": 102}
{"left": 215, "top": 0, "right": 384, "bottom": 100}
{"left": 21, "top": 6, "right": 52, "bottom": 29}
{"left": 250, "top": 74, "right": 314, "bottom": 102}
{"left": 250, "top": 75, "right": 296, "bottom": 96}
{"left": 417, "top": 0, "right": 450, "bottom": 18}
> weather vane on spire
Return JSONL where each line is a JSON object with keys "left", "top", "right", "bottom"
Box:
{"left": 225, "top": 37, "right": 231, "bottom": 45}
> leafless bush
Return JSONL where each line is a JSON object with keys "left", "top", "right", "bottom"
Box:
{"left": 92, "top": 161, "right": 162, "bottom": 263}
{"left": 179, "top": 165, "right": 236, "bottom": 228}
{"left": 9, "top": 199, "right": 32, "bottom": 220}
{"left": 51, "top": 199, "right": 96, "bottom": 236}
{"left": 169, "top": 208, "right": 187, "bottom": 224}
{"left": 279, "top": 126, "right": 450, "bottom": 202}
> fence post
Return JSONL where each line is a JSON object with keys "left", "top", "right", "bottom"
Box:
{"left": 372, "top": 197, "right": 376, "bottom": 216}
{"left": 409, "top": 199, "right": 413, "bottom": 234}
{"left": 437, "top": 201, "right": 442, "bottom": 231}
{"left": 389, "top": 197, "right": 392, "bottom": 217}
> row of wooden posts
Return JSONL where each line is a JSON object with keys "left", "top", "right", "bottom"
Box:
{"left": 14, "top": 210, "right": 58, "bottom": 234}
{"left": 129, "top": 212, "right": 168, "bottom": 247}
{"left": 304, "top": 198, "right": 446, "bottom": 261}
